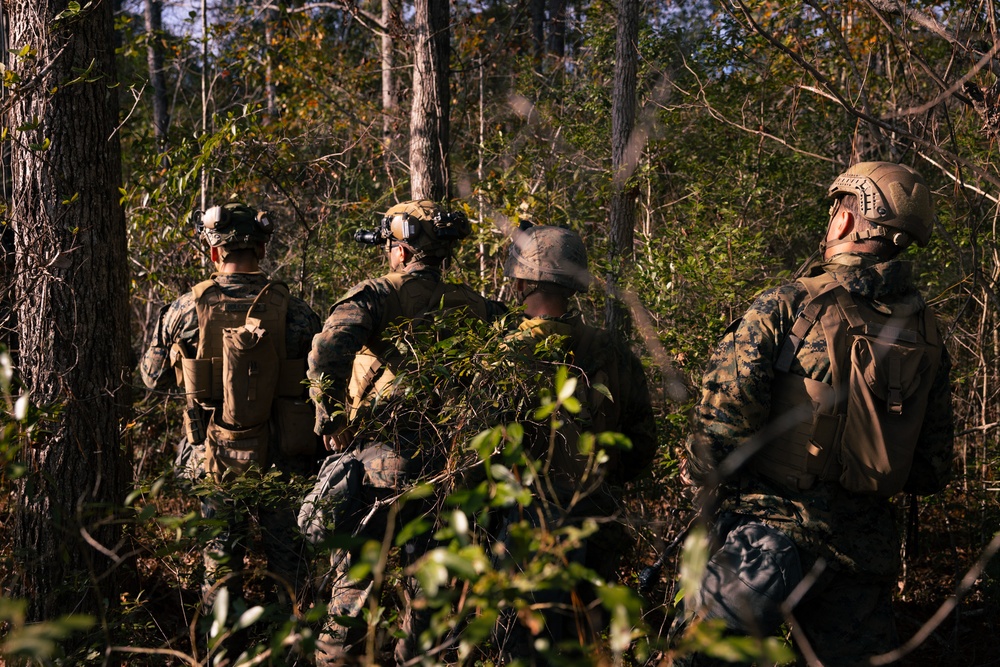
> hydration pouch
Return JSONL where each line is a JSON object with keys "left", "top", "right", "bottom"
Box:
{"left": 221, "top": 320, "right": 279, "bottom": 429}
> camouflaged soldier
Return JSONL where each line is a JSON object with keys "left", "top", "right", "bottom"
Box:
{"left": 141, "top": 201, "right": 321, "bottom": 611}
{"left": 301, "top": 200, "right": 505, "bottom": 663}
{"left": 673, "top": 163, "right": 954, "bottom": 666}
{"left": 498, "top": 223, "right": 658, "bottom": 656}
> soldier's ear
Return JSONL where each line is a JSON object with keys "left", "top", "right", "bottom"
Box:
{"left": 210, "top": 246, "right": 222, "bottom": 263}
{"left": 828, "top": 208, "right": 854, "bottom": 241}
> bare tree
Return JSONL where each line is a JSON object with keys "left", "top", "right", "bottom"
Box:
{"left": 409, "top": 0, "right": 450, "bottom": 201}
{"left": 144, "top": 0, "right": 169, "bottom": 145}
{"left": 5, "top": 0, "right": 133, "bottom": 622}
{"left": 605, "top": 0, "right": 640, "bottom": 338}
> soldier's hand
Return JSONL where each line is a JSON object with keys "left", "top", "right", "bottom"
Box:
{"left": 678, "top": 457, "right": 695, "bottom": 487}
{"left": 323, "top": 426, "right": 352, "bottom": 452}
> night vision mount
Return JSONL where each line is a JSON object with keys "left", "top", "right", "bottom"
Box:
{"left": 354, "top": 209, "right": 470, "bottom": 246}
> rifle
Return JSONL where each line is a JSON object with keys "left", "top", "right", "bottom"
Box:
{"left": 637, "top": 521, "right": 693, "bottom": 595}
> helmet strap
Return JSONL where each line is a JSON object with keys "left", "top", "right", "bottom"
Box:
{"left": 819, "top": 225, "right": 908, "bottom": 253}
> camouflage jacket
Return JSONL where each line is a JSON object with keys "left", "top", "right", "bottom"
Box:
{"left": 307, "top": 262, "right": 506, "bottom": 435}
{"left": 140, "top": 272, "right": 321, "bottom": 391}
{"left": 685, "top": 253, "right": 954, "bottom": 577}
{"left": 507, "top": 312, "right": 658, "bottom": 486}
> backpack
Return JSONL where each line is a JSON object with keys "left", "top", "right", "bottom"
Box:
{"left": 172, "top": 279, "right": 316, "bottom": 481}
{"left": 750, "top": 273, "right": 943, "bottom": 497}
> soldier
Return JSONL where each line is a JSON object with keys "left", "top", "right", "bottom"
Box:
{"left": 499, "top": 223, "right": 658, "bottom": 657}
{"left": 673, "top": 163, "right": 954, "bottom": 665}
{"left": 140, "top": 201, "right": 321, "bottom": 617}
{"left": 300, "top": 199, "right": 506, "bottom": 663}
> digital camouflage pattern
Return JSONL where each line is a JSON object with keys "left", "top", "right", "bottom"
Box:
{"left": 140, "top": 271, "right": 321, "bottom": 603}
{"left": 677, "top": 252, "right": 954, "bottom": 665}
{"left": 685, "top": 252, "right": 953, "bottom": 578}
{"left": 307, "top": 262, "right": 506, "bottom": 435}
{"left": 305, "top": 261, "right": 505, "bottom": 664}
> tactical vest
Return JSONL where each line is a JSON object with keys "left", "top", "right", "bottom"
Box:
{"left": 172, "top": 278, "right": 316, "bottom": 480}
{"left": 347, "top": 271, "right": 491, "bottom": 419}
{"left": 749, "top": 273, "right": 942, "bottom": 497}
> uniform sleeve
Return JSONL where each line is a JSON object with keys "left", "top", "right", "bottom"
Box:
{"left": 685, "top": 286, "right": 796, "bottom": 487}
{"left": 139, "top": 296, "right": 197, "bottom": 391}
{"left": 904, "top": 344, "right": 954, "bottom": 495}
{"left": 615, "top": 349, "right": 658, "bottom": 483}
{"left": 307, "top": 281, "right": 386, "bottom": 435}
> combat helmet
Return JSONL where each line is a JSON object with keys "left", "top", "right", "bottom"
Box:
{"left": 194, "top": 202, "right": 274, "bottom": 253}
{"left": 504, "top": 223, "right": 592, "bottom": 293}
{"left": 356, "top": 200, "right": 471, "bottom": 260}
{"left": 827, "top": 161, "right": 934, "bottom": 247}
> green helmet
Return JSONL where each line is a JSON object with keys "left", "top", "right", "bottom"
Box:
{"left": 504, "top": 224, "right": 592, "bottom": 293}
{"left": 195, "top": 202, "right": 274, "bottom": 249}
{"left": 374, "top": 200, "right": 471, "bottom": 260}
{"left": 827, "top": 162, "right": 934, "bottom": 247}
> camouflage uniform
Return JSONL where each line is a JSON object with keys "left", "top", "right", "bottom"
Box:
{"left": 679, "top": 253, "right": 953, "bottom": 666}
{"left": 304, "top": 260, "right": 505, "bottom": 663}
{"left": 141, "top": 271, "right": 322, "bottom": 603}
{"left": 500, "top": 311, "right": 658, "bottom": 653}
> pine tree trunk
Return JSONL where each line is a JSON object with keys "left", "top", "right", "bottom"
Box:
{"left": 144, "top": 0, "right": 170, "bottom": 143}
{"left": 409, "top": 0, "right": 450, "bottom": 201}
{"left": 605, "top": 0, "right": 639, "bottom": 339}
{"left": 6, "top": 0, "right": 133, "bottom": 623}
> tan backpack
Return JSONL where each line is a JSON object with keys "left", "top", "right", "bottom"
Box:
{"left": 172, "top": 279, "right": 316, "bottom": 481}
{"left": 750, "top": 274, "right": 942, "bottom": 497}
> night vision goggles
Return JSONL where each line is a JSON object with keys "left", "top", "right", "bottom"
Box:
{"left": 354, "top": 208, "right": 470, "bottom": 246}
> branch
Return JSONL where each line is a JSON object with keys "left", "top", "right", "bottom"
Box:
{"left": 289, "top": 2, "right": 387, "bottom": 35}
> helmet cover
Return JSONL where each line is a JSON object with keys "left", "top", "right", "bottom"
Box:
{"left": 504, "top": 224, "right": 592, "bottom": 293}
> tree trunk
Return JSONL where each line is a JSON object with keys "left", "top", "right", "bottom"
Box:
{"left": 605, "top": 0, "right": 639, "bottom": 339}
{"left": 530, "top": 0, "right": 545, "bottom": 63}
{"left": 6, "top": 0, "right": 133, "bottom": 623}
{"left": 409, "top": 0, "right": 450, "bottom": 201}
{"left": 548, "top": 0, "right": 567, "bottom": 58}
{"left": 382, "top": 0, "right": 397, "bottom": 157}
{"left": 264, "top": 1, "right": 280, "bottom": 120}
{"left": 144, "top": 0, "right": 170, "bottom": 145}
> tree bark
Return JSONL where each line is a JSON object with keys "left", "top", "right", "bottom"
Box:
{"left": 605, "top": 0, "right": 639, "bottom": 339}
{"left": 6, "top": 0, "right": 133, "bottom": 623}
{"left": 264, "top": 1, "right": 281, "bottom": 120}
{"left": 144, "top": 0, "right": 169, "bottom": 144}
{"left": 548, "top": 0, "right": 567, "bottom": 58}
{"left": 409, "top": 0, "right": 450, "bottom": 201}
{"left": 382, "top": 0, "right": 397, "bottom": 155}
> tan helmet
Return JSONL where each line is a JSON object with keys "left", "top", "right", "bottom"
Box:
{"left": 504, "top": 224, "right": 592, "bottom": 293}
{"left": 372, "top": 200, "right": 471, "bottom": 260}
{"left": 195, "top": 202, "right": 274, "bottom": 249}
{"left": 827, "top": 162, "right": 934, "bottom": 247}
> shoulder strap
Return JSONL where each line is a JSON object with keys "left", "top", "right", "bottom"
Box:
{"left": 193, "top": 279, "right": 222, "bottom": 358}
{"left": 247, "top": 281, "right": 291, "bottom": 359}
{"left": 774, "top": 274, "right": 840, "bottom": 372}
